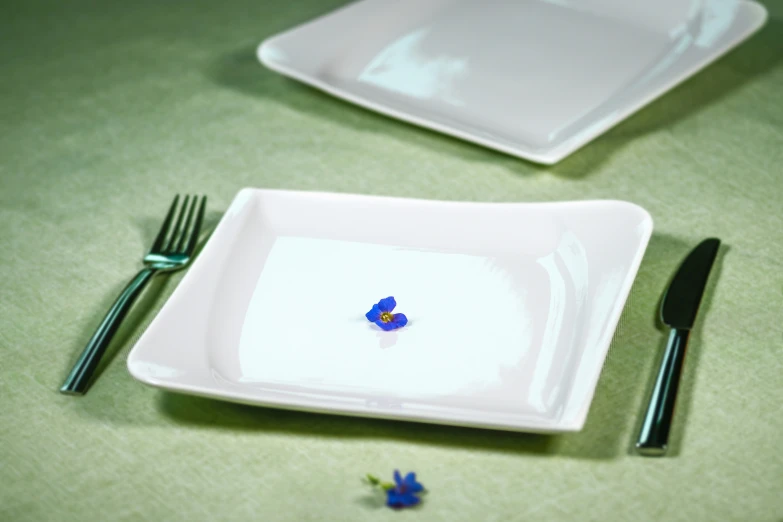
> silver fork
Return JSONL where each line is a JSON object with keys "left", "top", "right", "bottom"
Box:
{"left": 60, "top": 195, "right": 207, "bottom": 395}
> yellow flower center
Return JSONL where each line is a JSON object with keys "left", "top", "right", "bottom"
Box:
{"left": 380, "top": 312, "right": 394, "bottom": 323}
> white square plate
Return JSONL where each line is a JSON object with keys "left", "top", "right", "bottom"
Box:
{"left": 257, "top": 0, "right": 767, "bottom": 164}
{"left": 128, "top": 189, "right": 653, "bottom": 433}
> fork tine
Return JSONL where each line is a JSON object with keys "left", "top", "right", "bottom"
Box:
{"left": 150, "top": 195, "right": 180, "bottom": 253}
{"left": 184, "top": 196, "right": 206, "bottom": 255}
{"left": 163, "top": 195, "right": 190, "bottom": 252}
{"left": 175, "top": 195, "right": 198, "bottom": 254}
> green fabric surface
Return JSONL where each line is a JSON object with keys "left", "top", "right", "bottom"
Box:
{"left": 1, "top": 0, "right": 782, "bottom": 520}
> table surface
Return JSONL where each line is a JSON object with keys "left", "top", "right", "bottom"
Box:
{"left": 2, "top": 1, "right": 782, "bottom": 521}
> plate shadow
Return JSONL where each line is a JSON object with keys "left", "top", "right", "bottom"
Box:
{"left": 70, "top": 231, "right": 725, "bottom": 462}
{"left": 146, "top": 233, "right": 690, "bottom": 460}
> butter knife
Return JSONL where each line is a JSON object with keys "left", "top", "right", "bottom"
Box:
{"left": 636, "top": 238, "right": 721, "bottom": 456}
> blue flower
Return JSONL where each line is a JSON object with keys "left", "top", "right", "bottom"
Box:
{"left": 385, "top": 470, "right": 424, "bottom": 508}
{"left": 365, "top": 296, "right": 408, "bottom": 331}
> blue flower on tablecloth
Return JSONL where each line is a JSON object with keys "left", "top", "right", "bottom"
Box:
{"left": 385, "top": 470, "right": 424, "bottom": 508}
{"left": 365, "top": 470, "right": 425, "bottom": 509}
{"left": 365, "top": 296, "right": 408, "bottom": 331}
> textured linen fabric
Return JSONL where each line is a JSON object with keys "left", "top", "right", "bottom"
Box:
{"left": 1, "top": 1, "right": 781, "bottom": 521}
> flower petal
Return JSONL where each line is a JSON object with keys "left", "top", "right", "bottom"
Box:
{"left": 385, "top": 490, "right": 421, "bottom": 509}
{"left": 393, "top": 470, "right": 403, "bottom": 487}
{"left": 377, "top": 296, "right": 396, "bottom": 313}
{"left": 386, "top": 490, "right": 402, "bottom": 507}
{"left": 365, "top": 304, "right": 382, "bottom": 322}
{"left": 403, "top": 472, "right": 423, "bottom": 492}
{"left": 400, "top": 493, "right": 421, "bottom": 507}
{"left": 390, "top": 313, "right": 408, "bottom": 328}
{"left": 408, "top": 481, "right": 424, "bottom": 493}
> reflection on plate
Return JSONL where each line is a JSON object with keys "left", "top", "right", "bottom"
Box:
{"left": 258, "top": 0, "right": 766, "bottom": 163}
{"left": 128, "top": 189, "right": 653, "bottom": 433}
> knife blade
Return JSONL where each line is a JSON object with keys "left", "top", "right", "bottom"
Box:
{"left": 636, "top": 238, "right": 721, "bottom": 456}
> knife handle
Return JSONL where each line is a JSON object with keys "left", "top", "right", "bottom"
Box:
{"left": 636, "top": 328, "right": 690, "bottom": 456}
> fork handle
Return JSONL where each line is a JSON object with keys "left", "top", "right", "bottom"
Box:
{"left": 60, "top": 267, "right": 156, "bottom": 395}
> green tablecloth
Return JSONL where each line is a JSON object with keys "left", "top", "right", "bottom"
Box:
{"left": 2, "top": 1, "right": 782, "bottom": 520}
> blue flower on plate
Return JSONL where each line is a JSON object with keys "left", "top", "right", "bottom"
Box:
{"left": 385, "top": 470, "right": 424, "bottom": 508}
{"left": 365, "top": 296, "right": 408, "bottom": 331}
